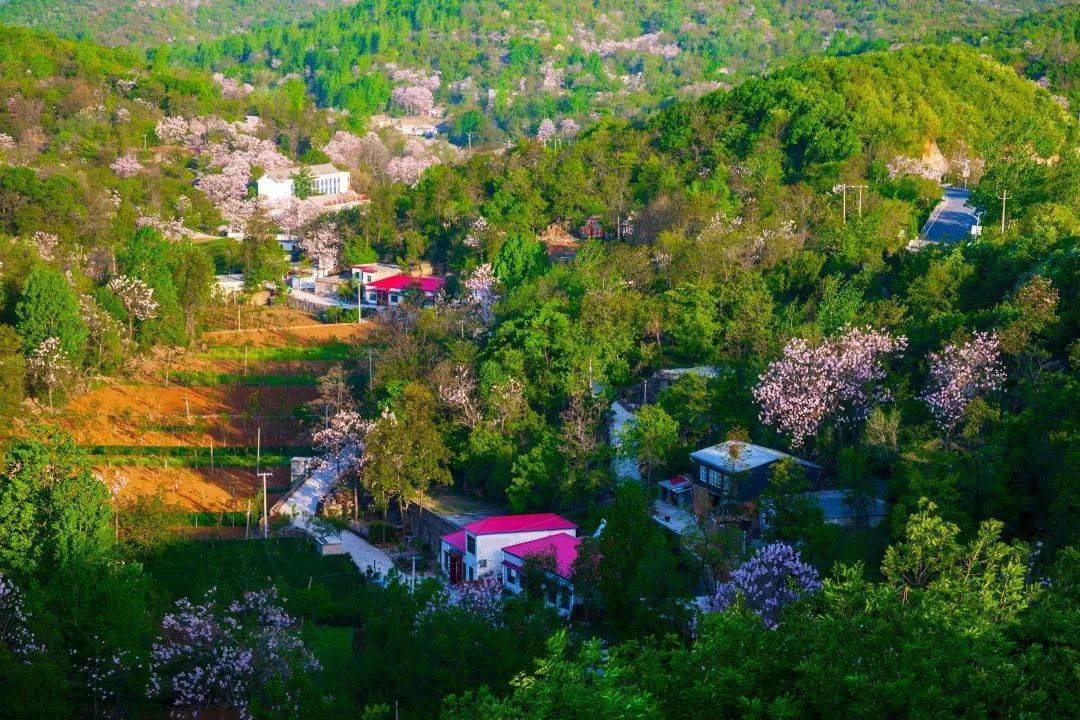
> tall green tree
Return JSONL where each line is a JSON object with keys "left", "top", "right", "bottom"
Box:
{"left": 14, "top": 266, "right": 87, "bottom": 363}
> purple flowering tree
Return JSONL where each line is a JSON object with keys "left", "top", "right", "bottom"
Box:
{"left": 753, "top": 326, "right": 907, "bottom": 448}
{"left": 921, "top": 331, "right": 1006, "bottom": 436}
{"left": 147, "top": 587, "right": 319, "bottom": 720}
{"left": 707, "top": 543, "right": 821, "bottom": 628}
{"left": 0, "top": 573, "right": 43, "bottom": 660}
{"left": 446, "top": 576, "right": 504, "bottom": 623}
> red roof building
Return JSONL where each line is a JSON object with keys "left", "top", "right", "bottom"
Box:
{"left": 463, "top": 513, "right": 576, "bottom": 536}
{"left": 359, "top": 272, "right": 445, "bottom": 308}
{"left": 502, "top": 533, "right": 582, "bottom": 579}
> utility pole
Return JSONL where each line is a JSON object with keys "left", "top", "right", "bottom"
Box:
{"left": 258, "top": 471, "right": 272, "bottom": 539}
{"left": 357, "top": 284, "right": 362, "bottom": 324}
{"left": 851, "top": 185, "right": 868, "bottom": 217}
{"left": 839, "top": 184, "right": 848, "bottom": 224}
{"left": 999, "top": 190, "right": 1009, "bottom": 234}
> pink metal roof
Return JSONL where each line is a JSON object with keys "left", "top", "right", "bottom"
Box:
{"left": 463, "top": 513, "right": 576, "bottom": 536}
{"left": 440, "top": 530, "right": 467, "bottom": 553}
{"left": 365, "top": 273, "right": 446, "bottom": 293}
{"left": 501, "top": 533, "right": 582, "bottom": 579}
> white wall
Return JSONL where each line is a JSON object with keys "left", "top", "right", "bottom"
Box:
{"left": 257, "top": 175, "right": 293, "bottom": 201}
{"left": 464, "top": 529, "right": 577, "bottom": 579}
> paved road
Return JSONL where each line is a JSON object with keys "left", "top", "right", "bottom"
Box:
{"left": 278, "top": 454, "right": 394, "bottom": 576}
{"left": 921, "top": 187, "right": 979, "bottom": 244}
{"left": 609, "top": 401, "right": 641, "bottom": 483}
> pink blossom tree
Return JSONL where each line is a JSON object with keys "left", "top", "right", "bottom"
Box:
{"left": 753, "top": 327, "right": 907, "bottom": 448}
{"left": 300, "top": 224, "right": 342, "bottom": 275}
{"left": 462, "top": 263, "right": 498, "bottom": 326}
{"left": 110, "top": 153, "right": 143, "bottom": 178}
{"left": 391, "top": 85, "right": 436, "bottom": 115}
{"left": 536, "top": 118, "right": 557, "bottom": 143}
{"left": 386, "top": 154, "right": 437, "bottom": 186}
{"left": 921, "top": 331, "right": 1005, "bottom": 436}
{"left": 147, "top": 588, "right": 319, "bottom": 720}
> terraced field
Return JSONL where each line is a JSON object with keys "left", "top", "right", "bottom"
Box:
{"left": 55, "top": 308, "right": 371, "bottom": 511}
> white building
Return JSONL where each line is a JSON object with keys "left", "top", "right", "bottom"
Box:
{"left": 256, "top": 163, "right": 351, "bottom": 201}
{"left": 501, "top": 532, "right": 582, "bottom": 616}
{"left": 439, "top": 513, "right": 577, "bottom": 583}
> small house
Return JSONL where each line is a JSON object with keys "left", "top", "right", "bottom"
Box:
{"left": 501, "top": 533, "right": 582, "bottom": 616}
{"left": 689, "top": 440, "right": 821, "bottom": 516}
{"left": 439, "top": 513, "right": 577, "bottom": 583}
{"left": 361, "top": 273, "right": 445, "bottom": 308}
{"left": 579, "top": 216, "right": 604, "bottom": 240}
{"left": 214, "top": 273, "right": 246, "bottom": 299}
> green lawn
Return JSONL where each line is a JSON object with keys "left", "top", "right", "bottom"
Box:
{"left": 199, "top": 342, "right": 352, "bottom": 362}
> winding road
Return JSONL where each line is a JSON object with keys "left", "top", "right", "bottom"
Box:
{"left": 920, "top": 187, "right": 980, "bottom": 245}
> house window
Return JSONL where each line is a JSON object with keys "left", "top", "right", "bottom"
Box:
{"left": 466, "top": 534, "right": 476, "bottom": 555}
{"left": 478, "top": 559, "right": 487, "bottom": 569}
{"left": 505, "top": 568, "right": 519, "bottom": 586}
{"left": 467, "top": 566, "right": 474, "bottom": 581}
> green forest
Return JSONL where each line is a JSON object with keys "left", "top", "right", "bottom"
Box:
{"left": 0, "top": 1, "right": 1078, "bottom": 718}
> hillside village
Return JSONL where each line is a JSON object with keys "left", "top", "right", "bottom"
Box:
{"left": 0, "top": 8, "right": 1077, "bottom": 719}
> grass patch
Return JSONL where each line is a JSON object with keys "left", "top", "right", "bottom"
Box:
{"left": 199, "top": 342, "right": 352, "bottom": 362}
{"left": 165, "top": 370, "right": 320, "bottom": 387}
{"left": 84, "top": 444, "right": 303, "bottom": 468}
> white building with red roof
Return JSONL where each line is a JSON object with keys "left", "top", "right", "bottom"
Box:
{"left": 439, "top": 513, "right": 578, "bottom": 585}
{"left": 501, "top": 532, "right": 582, "bottom": 615}
{"left": 350, "top": 263, "right": 446, "bottom": 309}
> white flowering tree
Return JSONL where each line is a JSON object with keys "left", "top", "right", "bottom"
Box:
{"left": 753, "top": 326, "right": 907, "bottom": 448}
{"left": 26, "top": 336, "right": 73, "bottom": 407}
{"left": 107, "top": 275, "right": 158, "bottom": 337}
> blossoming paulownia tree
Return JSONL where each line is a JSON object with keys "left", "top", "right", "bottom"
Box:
{"left": 920, "top": 331, "right": 1005, "bottom": 437}
{"left": 706, "top": 542, "right": 822, "bottom": 628}
{"left": 147, "top": 587, "right": 319, "bottom": 719}
{"left": 753, "top": 326, "right": 907, "bottom": 448}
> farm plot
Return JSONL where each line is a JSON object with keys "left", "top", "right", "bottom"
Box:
{"left": 56, "top": 310, "right": 371, "bottom": 512}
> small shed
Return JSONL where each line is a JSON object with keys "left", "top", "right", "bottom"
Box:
{"left": 315, "top": 534, "right": 346, "bottom": 556}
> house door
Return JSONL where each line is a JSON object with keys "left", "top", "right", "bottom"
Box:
{"left": 448, "top": 554, "right": 464, "bottom": 584}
